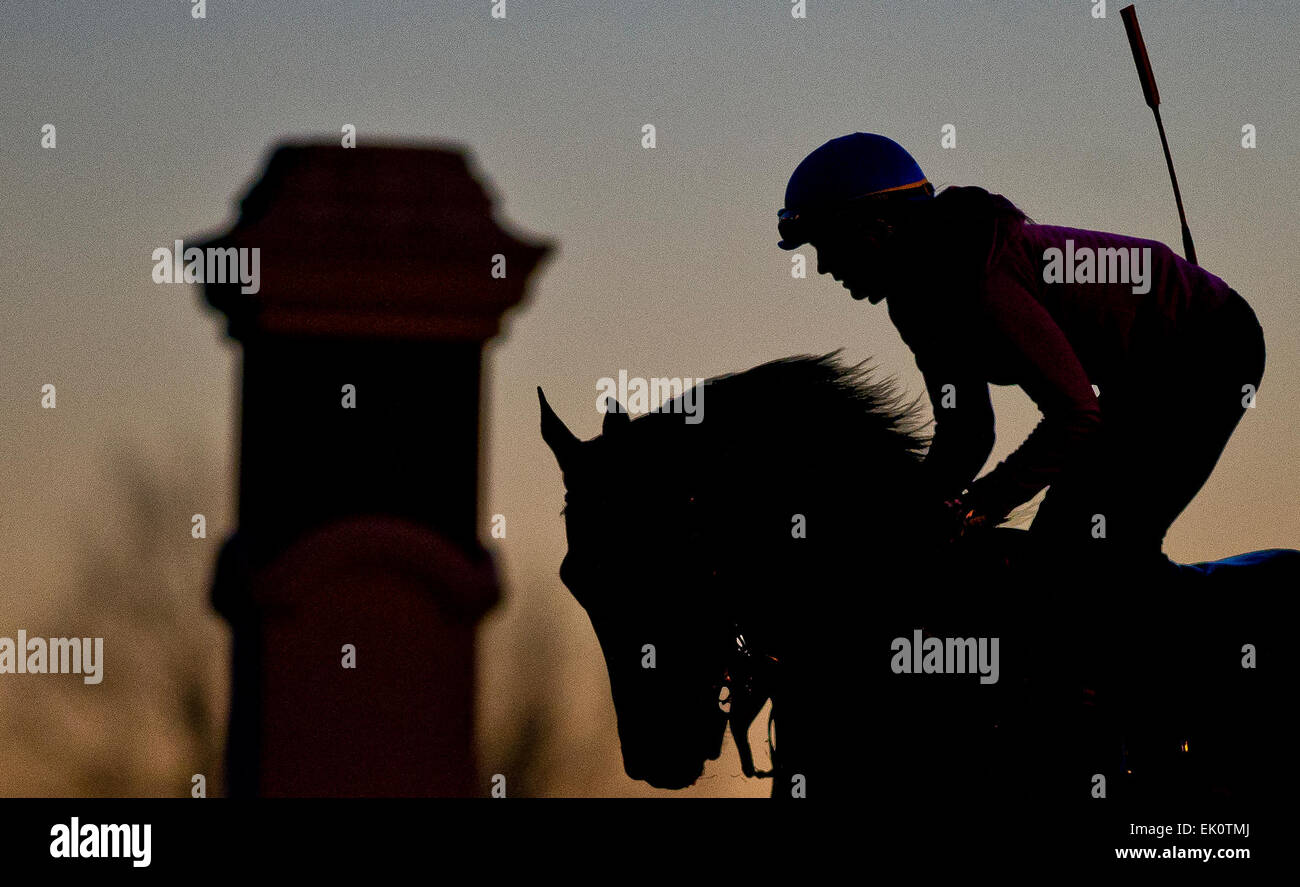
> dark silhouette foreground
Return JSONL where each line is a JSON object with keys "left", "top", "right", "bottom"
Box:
{"left": 542, "top": 351, "right": 1294, "bottom": 800}
{"left": 778, "top": 135, "right": 1266, "bottom": 572}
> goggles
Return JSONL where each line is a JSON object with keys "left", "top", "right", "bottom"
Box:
{"left": 777, "top": 179, "right": 932, "bottom": 250}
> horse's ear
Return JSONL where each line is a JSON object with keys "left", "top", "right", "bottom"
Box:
{"left": 539, "top": 387, "right": 581, "bottom": 472}
{"left": 603, "top": 398, "right": 631, "bottom": 434}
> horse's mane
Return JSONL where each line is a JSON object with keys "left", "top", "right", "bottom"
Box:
{"left": 695, "top": 349, "right": 931, "bottom": 464}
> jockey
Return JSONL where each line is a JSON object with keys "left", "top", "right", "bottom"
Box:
{"left": 778, "top": 132, "right": 1266, "bottom": 574}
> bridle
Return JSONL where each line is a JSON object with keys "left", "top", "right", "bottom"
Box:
{"left": 683, "top": 491, "right": 781, "bottom": 780}
{"left": 562, "top": 478, "right": 781, "bottom": 781}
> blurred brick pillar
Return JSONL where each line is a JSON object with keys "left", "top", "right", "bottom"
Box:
{"left": 200, "top": 142, "right": 551, "bottom": 795}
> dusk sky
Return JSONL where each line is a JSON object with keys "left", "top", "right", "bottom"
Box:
{"left": 3, "top": 1, "right": 1298, "bottom": 795}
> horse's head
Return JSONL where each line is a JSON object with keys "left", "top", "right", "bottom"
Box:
{"left": 539, "top": 387, "right": 732, "bottom": 789}
{"left": 538, "top": 354, "right": 932, "bottom": 792}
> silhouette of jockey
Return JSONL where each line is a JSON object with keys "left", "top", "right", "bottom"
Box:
{"left": 778, "top": 133, "right": 1266, "bottom": 575}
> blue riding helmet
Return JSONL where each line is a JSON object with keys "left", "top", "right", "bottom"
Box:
{"left": 778, "top": 133, "right": 934, "bottom": 250}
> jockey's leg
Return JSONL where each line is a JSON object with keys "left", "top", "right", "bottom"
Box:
{"left": 1027, "top": 395, "right": 1133, "bottom": 574}
{"left": 1116, "top": 291, "right": 1266, "bottom": 560}
{"left": 1031, "top": 291, "right": 1265, "bottom": 579}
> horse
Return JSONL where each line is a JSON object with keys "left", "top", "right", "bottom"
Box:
{"left": 540, "top": 350, "right": 1294, "bottom": 800}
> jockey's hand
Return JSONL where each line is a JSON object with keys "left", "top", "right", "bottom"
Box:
{"left": 940, "top": 495, "right": 993, "bottom": 545}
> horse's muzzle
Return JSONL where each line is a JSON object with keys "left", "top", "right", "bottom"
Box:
{"left": 625, "top": 757, "right": 705, "bottom": 791}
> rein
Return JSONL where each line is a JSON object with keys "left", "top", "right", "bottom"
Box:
{"left": 684, "top": 490, "right": 782, "bottom": 780}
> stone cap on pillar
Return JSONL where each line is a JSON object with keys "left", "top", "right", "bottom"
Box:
{"left": 195, "top": 140, "right": 553, "bottom": 342}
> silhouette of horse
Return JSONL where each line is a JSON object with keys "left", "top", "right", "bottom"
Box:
{"left": 540, "top": 351, "right": 1294, "bottom": 799}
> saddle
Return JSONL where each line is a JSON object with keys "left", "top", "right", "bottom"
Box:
{"left": 960, "top": 526, "right": 1299, "bottom": 587}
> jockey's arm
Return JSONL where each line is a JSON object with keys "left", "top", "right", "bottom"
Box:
{"left": 963, "top": 283, "right": 1103, "bottom": 521}
{"left": 917, "top": 352, "right": 996, "bottom": 504}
